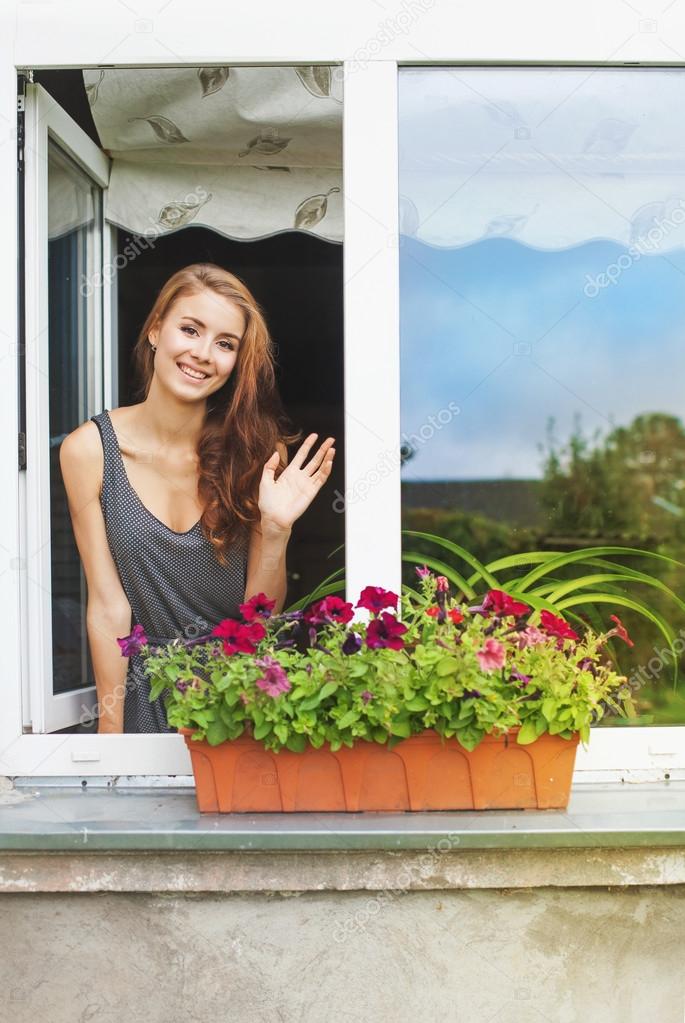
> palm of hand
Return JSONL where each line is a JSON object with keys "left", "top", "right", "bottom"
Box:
{"left": 258, "top": 433, "right": 336, "bottom": 531}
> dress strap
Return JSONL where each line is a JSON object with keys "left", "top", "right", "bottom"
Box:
{"left": 90, "top": 409, "right": 124, "bottom": 501}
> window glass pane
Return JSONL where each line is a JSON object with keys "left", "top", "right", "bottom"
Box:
{"left": 399, "top": 67, "right": 685, "bottom": 726}
{"left": 48, "top": 138, "right": 101, "bottom": 697}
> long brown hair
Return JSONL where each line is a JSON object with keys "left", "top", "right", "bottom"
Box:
{"left": 132, "top": 263, "right": 303, "bottom": 564}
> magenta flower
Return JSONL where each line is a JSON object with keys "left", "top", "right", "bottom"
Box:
{"left": 342, "top": 631, "right": 362, "bottom": 655}
{"left": 476, "top": 638, "right": 506, "bottom": 673}
{"left": 211, "top": 618, "right": 266, "bottom": 655}
{"left": 415, "top": 564, "right": 431, "bottom": 579}
{"left": 304, "top": 595, "right": 355, "bottom": 626}
{"left": 356, "top": 586, "right": 399, "bottom": 616}
{"left": 481, "top": 589, "right": 530, "bottom": 618}
{"left": 540, "top": 610, "right": 579, "bottom": 643}
{"left": 254, "top": 656, "right": 291, "bottom": 698}
{"left": 239, "top": 592, "right": 276, "bottom": 621}
{"left": 117, "top": 624, "right": 148, "bottom": 657}
{"left": 365, "top": 612, "right": 408, "bottom": 650}
{"left": 360, "top": 690, "right": 374, "bottom": 704}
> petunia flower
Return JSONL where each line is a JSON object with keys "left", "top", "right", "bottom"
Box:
{"left": 510, "top": 670, "right": 531, "bottom": 685}
{"left": 211, "top": 618, "right": 266, "bottom": 655}
{"left": 436, "top": 575, "right": 450, "bottom": 593}
{"left": 448, "top": 608, "right": 464, "bottom": 625}
{"left": 476, "top": 637, "right": 506, "bottom": 673}
{"left": 304, "top": 595, "right": 355, "bottom": 626}
{"left": 609, "top": 614, "right": 634, "bottom": 647}
{"left": 539, "top": 610, "right": 579, "bottom": 643}
{"left": 239, "top": 592, "right": 277, "bottom": 621}
{"left": 117, "top": 624, "right": 148, "bottom": 657}
{"left": 481, "top": 589, "right": 530, "bottom": 618}
{"left": 462, "top": 688, "right": 482, "bottom": 699}
{"left": 254, "top": 655, "right": 291, "bottom": 698}
{"left": 356, "top": 586, "right": 399, "bottom": 616}
{"left": 360, "top": 690, "right": 374, "bottom": 704}
{"left": 342, "top": 631, "right": 362, "bottom": 655}
{"left": 365, "top": 611, "right": 408, "bottom": 650}
{"left": 517, "top": 626, "right": 547, "bottom": 649}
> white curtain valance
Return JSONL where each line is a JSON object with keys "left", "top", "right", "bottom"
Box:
{"left": 399, "top": 67, "right": 685, "bottom": 253}
{"left": 81, "top": 66, "right": 343, "bottom": 243}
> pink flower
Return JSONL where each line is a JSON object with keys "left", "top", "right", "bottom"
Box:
{"left": 365, "top": 611, "right": 408, "bottom": 650}
{"left": 240, "top": 592, "right": 276, "bottom": 621}
{"left": 436, "top": 575, "right": 450, "bottom": 593}
{"left": 356, "top": 586, "right": 399, "bottom": 616}
{"left": 415, "top": 564, "right": 432, "bottom": 579}
{"left": 254, "top": 656, "right": 291, "bottom": 697}
{"left": 517, "top": 626, "right": 547, "bottom": 649}
{"left": 476, "top": 638, "right": 506, "bottom": 673}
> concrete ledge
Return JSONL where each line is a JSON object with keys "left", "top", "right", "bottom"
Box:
{"left": 1, "top": 846, "right": 685, "bottom": 892}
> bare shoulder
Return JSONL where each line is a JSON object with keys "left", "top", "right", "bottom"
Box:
{"left": 59, "top": 419, "right": 103, "bottom": 497}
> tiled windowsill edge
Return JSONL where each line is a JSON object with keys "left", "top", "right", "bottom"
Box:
{"left": 0, "top": 780, "right": 683, "bottom": 892}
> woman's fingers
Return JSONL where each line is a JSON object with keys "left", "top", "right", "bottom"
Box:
{"left": 288, "top": 432, "right": 320, "bottom": 470}
{"left": 304, "top": 437, "right": 335, "bottom": 476}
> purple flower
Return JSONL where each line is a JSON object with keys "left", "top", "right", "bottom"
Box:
{"left": 510, "top": 670, "right": 531, "bottom": 685}
{"left": 415, "top": 564, "right": 431, "bottom": 579}
{"left": 175, "top": 680, "right": 189, "bottom": 694}
{"left": 360, "top": 690, "right": 374, "bottom": 704}
{"left": 342, "top": 631, "right": 362, "bottom": 655}
{"left": 254, "top": 656, "right": 291, "bottom": 698}
{"left": 117, "top": 624, "right": 148, "bottom": 657}
{"left": 463, "top": 688, "right": 482, "bottom": 699}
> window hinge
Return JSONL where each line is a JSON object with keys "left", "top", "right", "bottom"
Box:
{"left": 18, "top": 432, "right": 26, "bottom": 470}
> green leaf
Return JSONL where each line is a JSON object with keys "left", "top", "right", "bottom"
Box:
{"left": 389, "top": 717, "right": 411, "bottom": 737}
{"left": 402, "top": 529, "right": 500, "bottom": 590}
{"left": 285, "top": 732, "right": 307, "bottom": 752}
{"left": 541, "top": 698, "right": 557, "bottom": 723}
{"left": 253, "top": 720, "right": 272, "bottom": 740}
{"left": 206, "top": 719, "right": 230, "bottom": 746}
{"left": 274, "top": 723, "right": 288, "bottom": 744}
{"left": 337, "top": 709, "right": 359, "bottom": 729}
{"left": 436, "top": 656, "right": 460, "bottom": 677}
{"left": 517, "top": 720, "right": 540, "bottom": 744}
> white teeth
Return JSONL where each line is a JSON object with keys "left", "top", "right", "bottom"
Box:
{"left": 178, "top": 363, "right": 208, "bottom": 380}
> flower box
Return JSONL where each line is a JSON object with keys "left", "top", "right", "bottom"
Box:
{"left": 179, "top": 725, "right": 581, "bottom": 812}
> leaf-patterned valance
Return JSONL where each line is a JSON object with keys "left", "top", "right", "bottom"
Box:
{"left": 80, "top": 65, "right": 343, "bottom": 243}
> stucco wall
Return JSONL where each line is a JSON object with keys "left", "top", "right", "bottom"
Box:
{"left": 2, "top": 885, "right": 684, "bottom": 1022}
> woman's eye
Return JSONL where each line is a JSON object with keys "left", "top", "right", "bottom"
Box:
{"left": 181, "top": 325, "right": 198, "bottom": 336}
{"left": 218, "top": 340, "right": 235, "bottom": 351}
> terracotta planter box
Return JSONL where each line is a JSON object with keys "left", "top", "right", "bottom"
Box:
{"left": 179, "top": 726, "right": 581, "bottom": 813}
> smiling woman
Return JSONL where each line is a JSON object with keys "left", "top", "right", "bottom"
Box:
{"left": 58, "top": 263, "right": 336, "bottom": 734}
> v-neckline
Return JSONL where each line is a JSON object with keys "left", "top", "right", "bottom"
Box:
{"left": 104, "top": 410, "right": 203, "bottom": 537}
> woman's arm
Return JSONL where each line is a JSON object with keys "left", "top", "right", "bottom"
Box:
{"left": 245, "top": 441, "right": 291, "bottom": 614}
{"left": 59, "top": 422, "right": 133, "bottom": 734}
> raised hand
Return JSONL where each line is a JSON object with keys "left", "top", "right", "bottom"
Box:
{"left": 258, "top": 433, "right": 336, "bottom": 532}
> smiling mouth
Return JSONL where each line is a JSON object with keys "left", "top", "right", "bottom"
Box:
{"left": 177, "top": 361, "right": 210, "bottom": 382}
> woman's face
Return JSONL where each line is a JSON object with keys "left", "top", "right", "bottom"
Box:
{"left": 148, "top": 288, "right": 245, "bottom": 401}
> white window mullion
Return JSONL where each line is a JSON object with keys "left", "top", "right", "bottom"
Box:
{"left": 343, "top": 60, "right": 402, "bottom": 607}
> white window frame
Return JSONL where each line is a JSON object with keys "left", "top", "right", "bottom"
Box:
{"left": 1, "top": 20, "right": 683, "bottom": 779}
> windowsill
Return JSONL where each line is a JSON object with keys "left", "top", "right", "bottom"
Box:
{"left": 1, "top": 779, "right": 684, "bottom": 893}
{"left": 1, "top": 779, "right": 684, "bottom": 852}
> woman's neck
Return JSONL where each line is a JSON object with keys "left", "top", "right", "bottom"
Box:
{"left": 133, "top": 379, "right": 207, "bottom": 452}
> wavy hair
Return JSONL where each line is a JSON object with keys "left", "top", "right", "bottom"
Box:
{"left": 132, "top": 263, "right": 303, "bottom": 565}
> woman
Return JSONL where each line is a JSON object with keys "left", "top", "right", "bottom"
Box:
{"left": 60, "top": 263, "right": 335, "bottom": 734}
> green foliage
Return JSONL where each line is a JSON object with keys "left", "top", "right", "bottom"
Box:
{"left": 140, "top": 573, "right": 634, "bottom": 754}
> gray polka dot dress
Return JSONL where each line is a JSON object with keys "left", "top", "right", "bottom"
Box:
{"left": 91, "top": 409, "right": 249, "bottom": 734}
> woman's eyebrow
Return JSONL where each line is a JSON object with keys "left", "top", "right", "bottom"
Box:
{"left": 180, "top": 315, "right": 241, "bottom": 343}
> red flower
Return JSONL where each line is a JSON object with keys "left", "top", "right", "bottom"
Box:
{"left": 239, "top": 592, "right": 276, "bottom": 621}
{"left": 539, "top": 610, "right": 579, "bottom": 643}
{"left": 356, "top": 586, "right": 399, "bottom": 616}
{"left": 482, "top": 589, "right": 530, "bottom": 617}
{"left": 609, "top": 615, "right": 634, "bottom": 647}
{"left": 447, "top": 608, "right": 464, "bottom": 624}
{"left": 304, "top": 595, "right": 355, "bottom": 625}
{"left": 426, "top": 606, "right": 441, "bottom": 618}
{"left": 211, "top": 618, "right": 266, "bottom": 655}
{"left": 365, "top": 612, "right": 408, "bottom": 650}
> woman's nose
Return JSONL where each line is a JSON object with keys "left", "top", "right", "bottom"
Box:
{"left": 192, "top": 335, "right": 213, "bottom": 362}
